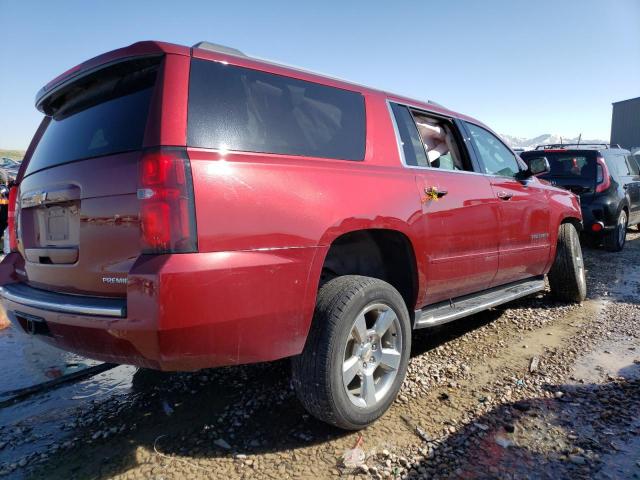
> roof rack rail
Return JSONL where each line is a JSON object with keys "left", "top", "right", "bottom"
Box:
{"left": 192, "top": 41, "right": 247, "bottom": 57}
{"left": 534, "top": 143, "right": 621, "bottom": 150}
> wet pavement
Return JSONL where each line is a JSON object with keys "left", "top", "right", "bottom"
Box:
{"left": 0, "top": 232, "right": 639, "bottom": 479}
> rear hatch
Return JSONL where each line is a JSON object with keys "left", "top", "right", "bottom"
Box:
{"left": 16, "top": 57, "right": 162, "bottom": 297}
{"left": 521, "top": 150, "right": 597, "bottom": 203}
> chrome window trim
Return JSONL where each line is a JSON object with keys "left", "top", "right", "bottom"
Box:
{"left": 0, "top": 284, "right": 125, "bottom": 318}
{"left": 385, "top": 99, "right": 488, "bottom": 178}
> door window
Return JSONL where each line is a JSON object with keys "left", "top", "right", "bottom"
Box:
{"left": 625, "top": 155, "right": 639, "bottom": 176}
{"left": 609, "top": 154, "right": 631, "bottom": 176}
{"left": 412, "top": 113, "right": 468, "bottom": 171}
{"left": 389, "top": 102, "right": 472, "bottom": 171}
{"left": 464, "top": 122, "right": 521, "bottom": 177}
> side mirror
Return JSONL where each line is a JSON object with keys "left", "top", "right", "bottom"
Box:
{"left": 519, "top": 156, "right": 550, "bottom": 179}
{"left": 0, "top": 185, "right": 9, "bottom": 199}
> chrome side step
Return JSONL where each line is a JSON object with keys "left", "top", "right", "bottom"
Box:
{"left": 414, "top": 276, "right": 545, "bottom": 329}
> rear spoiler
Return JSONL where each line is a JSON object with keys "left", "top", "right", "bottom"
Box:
{"left": 34, "top": 41, "right": 189, "bottom": 113}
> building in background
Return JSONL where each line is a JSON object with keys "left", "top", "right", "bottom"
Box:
{"left": 611, "top": 97, "right": 640, "bottom": 153}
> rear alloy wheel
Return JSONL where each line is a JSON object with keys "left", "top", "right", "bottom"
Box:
{"left": 342, "top": 302, "right": 403, "bottom": 409}
{"left": 604, "top": 209, "right": 628, "bottom": 252}
{"left": 548, "top": 223, "right": 587, "bottom": 302}
{"left": 291, "top": 275, "right": 411, "bottom": 430}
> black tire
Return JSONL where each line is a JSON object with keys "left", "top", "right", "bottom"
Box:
{"left": 603, "top": 209, "right": 628, "bottom": 252}
{"left": 548, "top": 223, "right": 587, "bottom": 303}
{"left": 291, "top": 275, "right": 411, "bottom": 430}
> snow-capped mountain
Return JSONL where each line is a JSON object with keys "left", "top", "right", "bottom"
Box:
{"left": 500, "top": 134, "right": 608, "bottom": 150}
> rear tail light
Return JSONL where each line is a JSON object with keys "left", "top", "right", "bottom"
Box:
{"left": 7, "top": 186, "right": 18, "bottom": 252}
{"left": 595, "top": 156, "right": 611, "bottom": 193}
{"left": 138, "top": 148, "right": 197, "bottom": 254}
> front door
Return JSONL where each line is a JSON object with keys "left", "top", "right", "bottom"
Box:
{"left": 463, "top": 121, "right": 551, "bottom": 287}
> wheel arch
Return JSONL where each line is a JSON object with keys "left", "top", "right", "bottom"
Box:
{"left": 560, "top": 215, "right": 583, "bottom": 232}
{"left": 317, "top": 228, "right": 420, "bottom": 316}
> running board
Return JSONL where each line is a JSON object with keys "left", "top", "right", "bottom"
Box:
{"left": 414, "top": 276, "right": 545, "bottom": 329}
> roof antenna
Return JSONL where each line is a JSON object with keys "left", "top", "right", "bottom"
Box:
{"left": 560, "top": 136, "right": 563, "bottom": 146}
{"left": 576, "top": 133, "right": 582, "bottom": 148}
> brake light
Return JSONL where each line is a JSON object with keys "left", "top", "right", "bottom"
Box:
{"left": 7, "top": 186, "right": 18, "bottom": 252}
{"left": 595, "top": 156, "right": 611, "bottom": 193}
{"left": 138, "top": 148, "right": 197, "bottom": 254}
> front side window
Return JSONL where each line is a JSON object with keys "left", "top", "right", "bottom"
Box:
{"left": 464, "top": 122, "right": 520, "bottom": 177}
{"left": 188, "top": 59, "right": 366, "bottom": 161}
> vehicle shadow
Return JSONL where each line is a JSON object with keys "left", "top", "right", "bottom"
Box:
{"left": 29, "top": 309, "right": 515, "bottom": 479}
{"left": 413, "top": 363, "right": 640, "bottom": 480}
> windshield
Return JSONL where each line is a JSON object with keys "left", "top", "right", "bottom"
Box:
{"left": 26, "top": 57, "right": 160, "bottom": 177}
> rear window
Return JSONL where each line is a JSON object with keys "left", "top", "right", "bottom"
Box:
{"left": 521, "top": 151, "right": 597, "bottom": 179}
{"left": 26, "top": 57, "right": 160, "bottom": 176}
{"left": 187, "top": 59, "right": 366, "bottom": 160}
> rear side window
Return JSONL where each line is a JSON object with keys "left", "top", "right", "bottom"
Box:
{"left": 27, "top": 57, "right": 161, "bottom": 176}
{"left": 607, "top": 154, "right": 631, "bottom": 176}
{"left": 628, "top": 155, "right": 640, "bottom": 175}
{"left": 521, "top": 152, "right": 596, "bottom": 179}
{"left": 188, "top": 59, "right": 366, "bottom": 160}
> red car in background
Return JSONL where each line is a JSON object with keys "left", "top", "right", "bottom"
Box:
{"left": 0, "top": 41, "right": 585, "bottom": 429}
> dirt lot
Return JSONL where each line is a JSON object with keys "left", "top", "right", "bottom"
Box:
{"left": 1, "top": 232, "right": 640, "bottom": 480}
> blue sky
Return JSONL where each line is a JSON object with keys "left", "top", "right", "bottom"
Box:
{"left": 1, "top": 0, "right": 639, "bottom": 149}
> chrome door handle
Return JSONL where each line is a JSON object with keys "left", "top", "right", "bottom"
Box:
{"left": 497, "top": 191, "right": 513, "bottom": 200}
{"left": 423, "top": 187, "right": 448, "bottom": 200}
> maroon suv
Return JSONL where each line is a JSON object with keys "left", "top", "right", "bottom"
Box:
{"left": 0, "top": 41, "right": 585, "bottom": 429}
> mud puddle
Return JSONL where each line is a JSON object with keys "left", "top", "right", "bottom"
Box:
{"left": 572, "top": 336, "right": 640, "bottom": 384}
{"left": 0, "top": 326, "right": 100, "bottom": 396}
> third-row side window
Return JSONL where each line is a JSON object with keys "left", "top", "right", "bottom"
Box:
{"left": 187, "top": 59, "right": 366, "bottom": 161}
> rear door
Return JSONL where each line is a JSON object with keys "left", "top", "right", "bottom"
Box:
{"left": 388, "top": 102, "right": 500, "bottom": 305}
{"left": 16, "top": 56, "right": 163, "bottom": 297}
{"left": 463, "top": 122, "right": 551, "bottom": 287}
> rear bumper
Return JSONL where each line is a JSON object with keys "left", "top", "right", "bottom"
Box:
{"left": 0, "top": 283, "right": 126, "bottom": 317}
{"left": 0, "top": 247, "right": 322, "bottom": 371}
{"left": 581, "top": 202, "right": 617, "bottom": 234}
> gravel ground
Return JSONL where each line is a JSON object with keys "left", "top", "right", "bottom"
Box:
{"left": 1, "top": 231, "right": 639, "bottom": 480}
